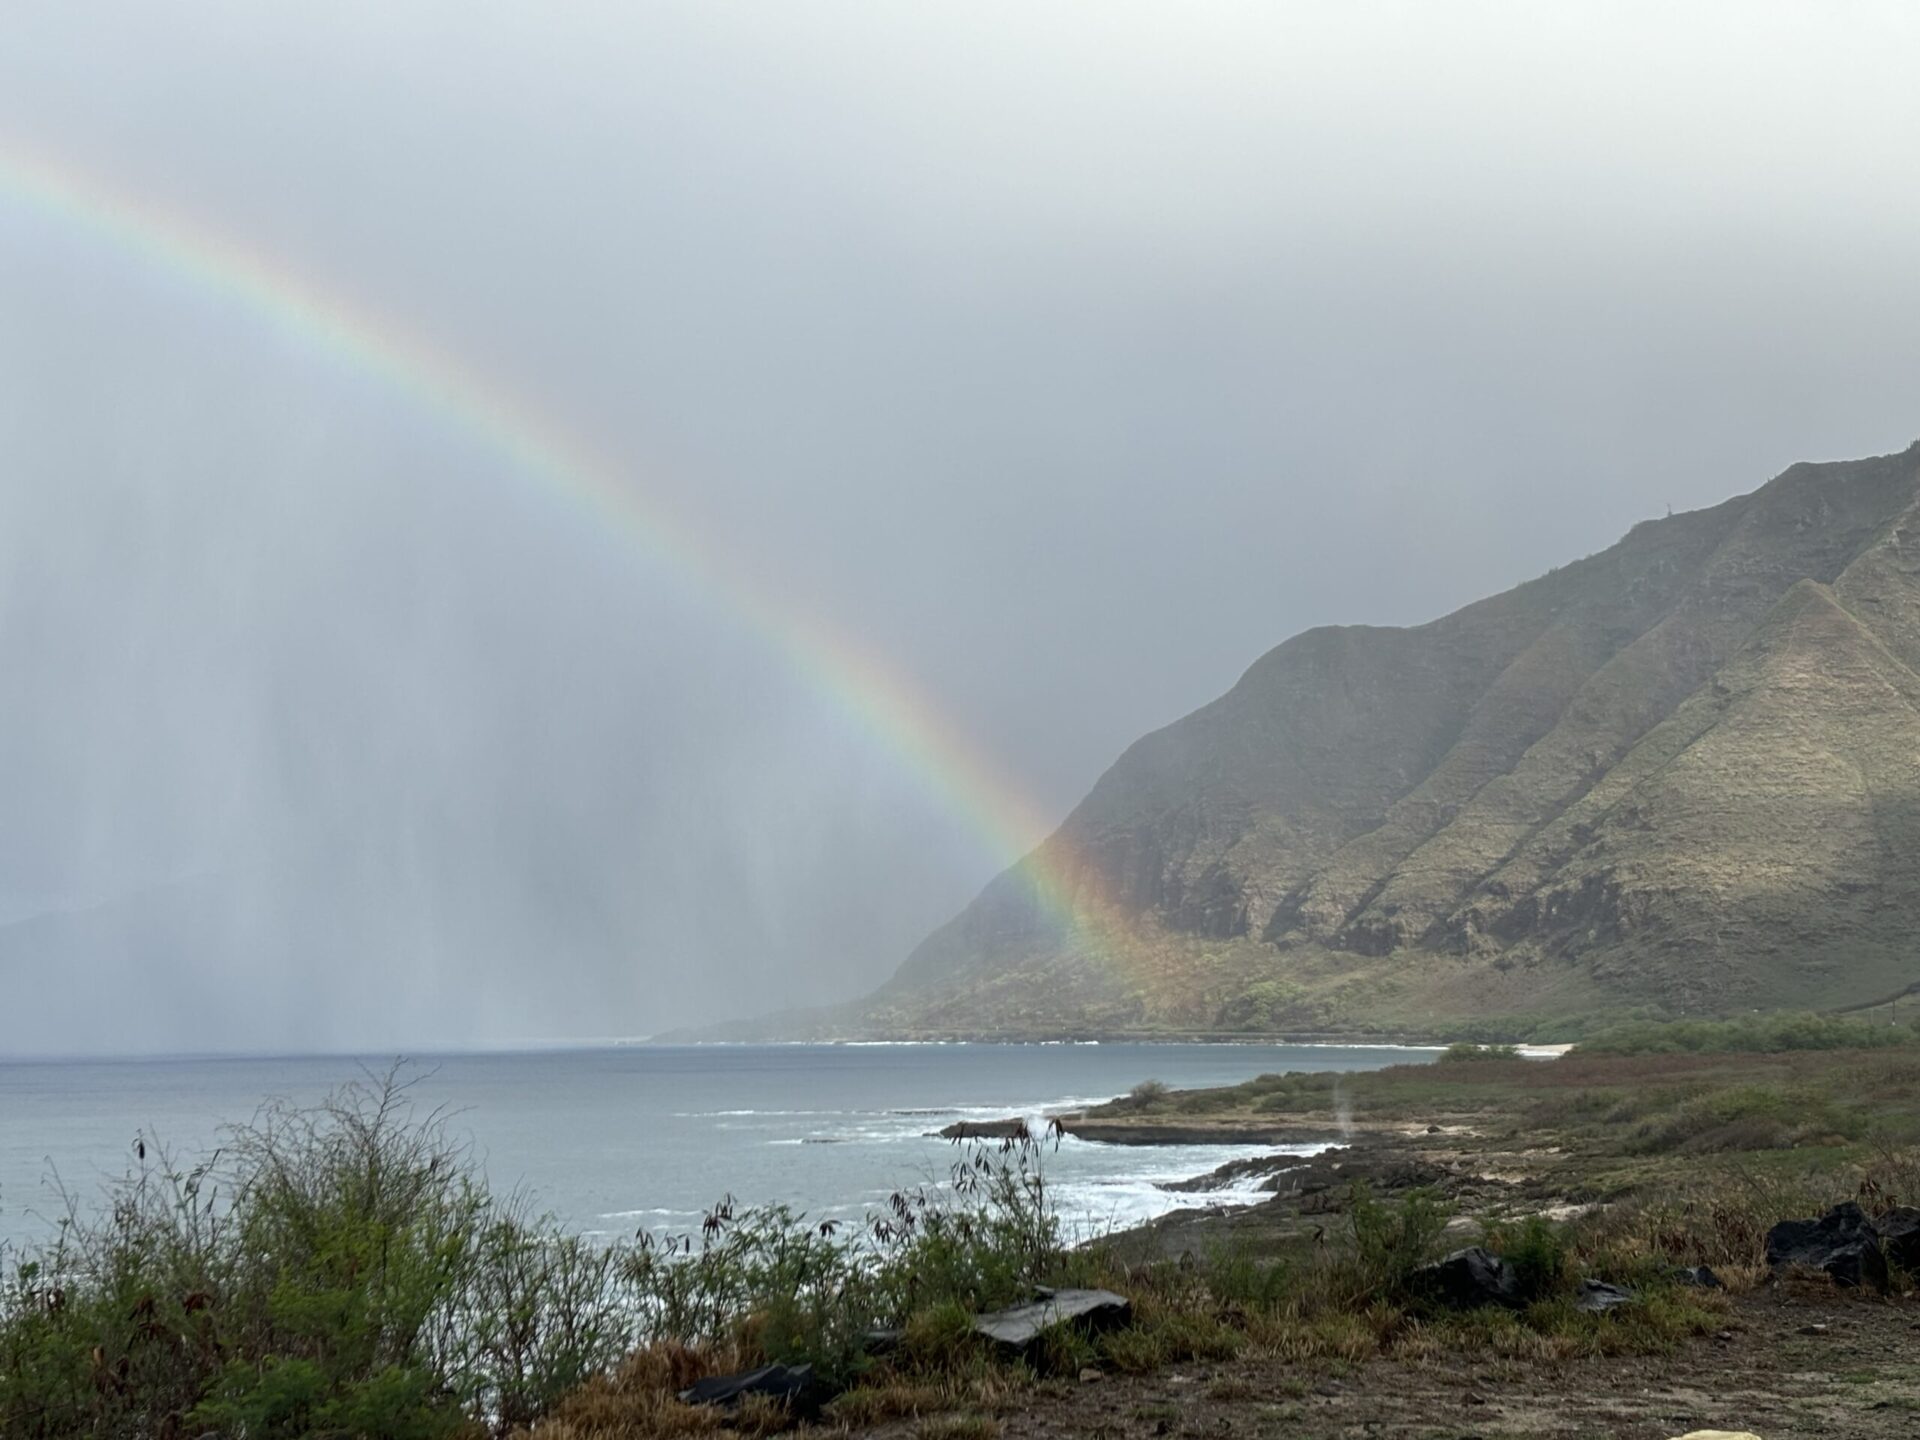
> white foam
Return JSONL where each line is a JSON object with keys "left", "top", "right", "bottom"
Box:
{"left": 1049, "top": 1142, "right": 1327, "bottom": 1237}
{"left": 598, "top": 1207, "right": 701, "bottom": 1220}
{"left": 675, "top": 1108, "right": 855, "bottom": 1118}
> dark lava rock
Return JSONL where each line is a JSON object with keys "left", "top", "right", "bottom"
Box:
{"left": 1873, "top": 1205, "right": 1920, "bottom": 1272}
{"left": 679, "top": 1363, "right": 828, "bottom": 1417}
{"left": 1574, "top": 1279, "right": 1635, "bottom": 1313}
{"left": 936, "top": 1118, "right": 1032, "bottom": 1140}
{"left": 973, "top": 1288, "right": 1131, "bottom": 1353}
{"left": 1260, "top": 1151, "right": 1448, "bottom": 1205}
{"left": 1766, "top": 1202, "right": 1890, "bottom": 1292}
{"left": 1410, "top": 1246, "right": 1523, "bottom": 1310}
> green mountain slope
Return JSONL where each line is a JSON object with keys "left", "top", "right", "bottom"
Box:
{"left": 731, "top": 444, "right": 1920, "bottom": 1040}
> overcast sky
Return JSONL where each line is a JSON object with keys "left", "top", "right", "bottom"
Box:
{"left": 2, "top": 2, "right": 1917, "bottom": 1055}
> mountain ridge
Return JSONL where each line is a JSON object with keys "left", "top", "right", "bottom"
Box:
{"left": 692, "top": 443, "right": 1920, "bottom": 1042}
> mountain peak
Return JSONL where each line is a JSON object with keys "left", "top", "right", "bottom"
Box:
{"left": 800, "top": 445, "right": 1920, "bottom": 1040}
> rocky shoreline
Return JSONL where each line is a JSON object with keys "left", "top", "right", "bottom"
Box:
{"left": 931, "top": 1109, "right": 1422, "bottom": 1241}
{"left": 935, "top": 1115, "right": 1351, "bottom": 1146}
{"left": 661, "top": 1040, "right": 1920, "bottom": 1438}
{"left": 838, "top": 1041, "right": 1920, "bottom": 1438}
{"left": 931, "top": 1075, "right": 1576, "bottom": 1263}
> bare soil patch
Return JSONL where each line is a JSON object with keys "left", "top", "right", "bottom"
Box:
{"left": 872, "top": 1286, "right": 1920, "bottom": 1440}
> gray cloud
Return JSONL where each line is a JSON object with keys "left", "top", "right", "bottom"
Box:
{"left": 2, "top": 2, "right": 1917, "bottom": 1053}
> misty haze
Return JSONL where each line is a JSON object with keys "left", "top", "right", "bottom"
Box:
{"left": 5, "top": 2, "right": 1918, "bottom": 1056}
{"left": 5, "top": 5, "right": 1920, "bottom": 1438}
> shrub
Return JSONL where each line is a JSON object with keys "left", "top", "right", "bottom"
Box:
{"left": 1204, "top": 1238, "right": 1292, "bottom": 1311}
{"left": 1340, "top": 1184, "right": 1448, "bottom": 1303}
{"left": 611, "top": 1129, "right": 1070, "bottom": 1392}
{"left": 1481, "top": 1215, "right": 1570, "bottom": 1302}
{"left": 623, "top": 1199, "right": 869, "bottom": 1383}
{"left": 0, "top": 1069, "right": 626, "bottom": 1440}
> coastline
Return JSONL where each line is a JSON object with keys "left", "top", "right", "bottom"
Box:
{"left": 649, "top": 1021, "right": 1485, "bottom": 1048}
{"left": 922, "top": 1041, "right": 1501, "bottom": 1234}
{"left": 1, "top": 1040, "right": 1422, "bottom": 1254}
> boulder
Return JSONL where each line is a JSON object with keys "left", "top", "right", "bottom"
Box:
{"left": 679, "top": 1363, "right": 827, "bottom": 1417}
{"left": 1765, "top": 1202, "right": 1889, "bottom": 1292}
{"left": 936, "top": 1119, "right": 1031, "bottom": 1140}
{"left": 1574, "top": 1279, "right": 1635, "bottom": 1313}
{"left": 973, "top": 1288, "right": 1131, "bottom": 1353}
{"left": 1410, "top": 1246, "right": 1524, "bottom": 1310}
{"left": 1670, "top": 1265, "right": 1723, "bottom": 1289}
{"left": 1872, "top": 1204, "right": 1920, "bottom": 1272}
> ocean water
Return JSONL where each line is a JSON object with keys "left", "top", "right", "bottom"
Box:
{"left": 0, "top": 1042, "right": 1437, "bottom": 1254}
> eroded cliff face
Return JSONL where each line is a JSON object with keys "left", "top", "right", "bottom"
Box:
{"left": 866, "top": 444, "right": 1920, "bottom": 1036}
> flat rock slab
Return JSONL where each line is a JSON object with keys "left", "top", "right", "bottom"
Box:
{"left": 1672, "top": 1265, "right": 1724, "bottom": 1289}
{"left": 974, "top": 1288, "right": 1132, "bottom": 1351}
{"left": 1575, "top": 1279, "right": 1636, "bottom": 1313}
{"left": 679, "top": 1363, "right": 826, "bottom": 1416}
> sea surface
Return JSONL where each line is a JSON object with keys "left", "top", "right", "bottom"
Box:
{"left": 0, "top": 1042, "right": 1437, "bottom": 1255}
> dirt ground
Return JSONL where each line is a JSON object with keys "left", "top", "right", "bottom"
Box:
{"left": 881, "top": 1285, "right": 1920, "bottom": 1440}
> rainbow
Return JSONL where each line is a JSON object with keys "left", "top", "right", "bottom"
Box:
{"left": 0, "top": 136, "right": 1141, "bottom": 997}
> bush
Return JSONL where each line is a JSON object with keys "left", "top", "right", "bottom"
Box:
{"left": 1204, "top": 1238, "right": 1292, "bottom": 1311}
{"left": 869, "top": 1141, "right": 1061, "bottom": 1325}
{"left": 622, "top": 1199, "right": 868, "bottom": 1383}
{"left": 618, "top": 1132, "right": 1066, "bottom": 1385}
{"left": 1340, "top": 1184, "right": 1448, "bottom": 1303}
{"left": 0, "top": 1069, "right": 626, "bottom": 1440}
{"left": 1481, "top": 1215, "right": 1570, "bottom": 1302}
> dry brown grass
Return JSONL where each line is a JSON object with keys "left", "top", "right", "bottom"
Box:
{"left": 512, "top": 1343, "right": 743, "bottom": 1440}
{"left": 824, "top": 1383, "right": 948, "bottom": 1427}
{"left": 515, "top": 1336, "right": 1034, "bottom": 1440}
